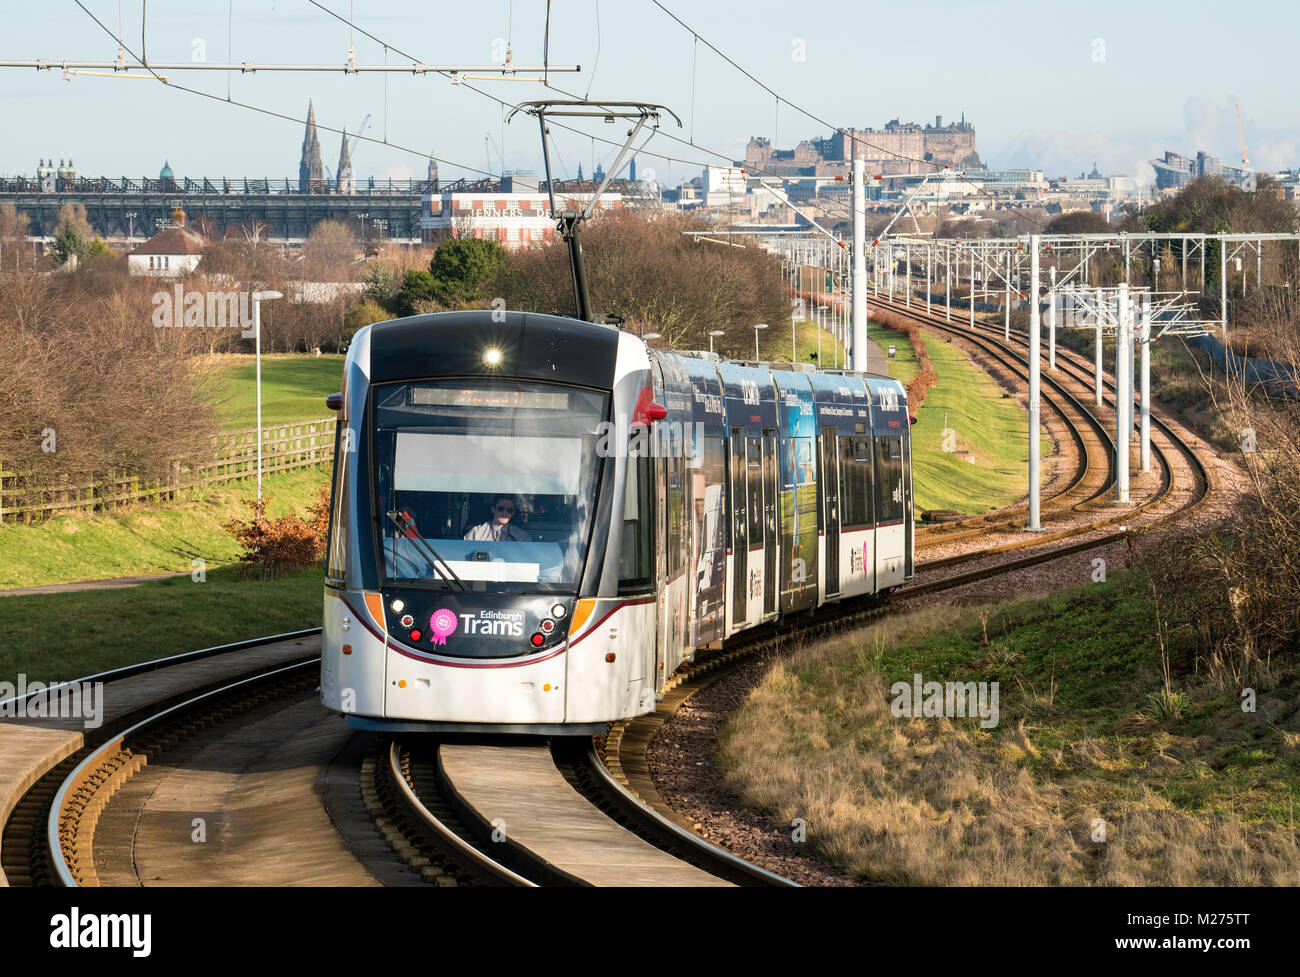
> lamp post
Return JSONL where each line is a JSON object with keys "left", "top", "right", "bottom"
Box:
{"left": 817, "top": 306, "right": 829, "bottom": 366}
{"left": 251, "top": 290, "right": 283, "bottom": 506}
{"left": 753, "top": 322, "right": 768, "bottom": 360}
{"left": 708, "top": 329, "right": 725, "bottom": 354}
{"left": 791, "top": 311, "right": 798, "bottom": 364}
{"left": 642, "top": 332, "right": 661, "bottom": 343}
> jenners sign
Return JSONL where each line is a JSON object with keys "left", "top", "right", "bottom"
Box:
{"left": 454, "top": 206, "right": 546, "bottom": 219}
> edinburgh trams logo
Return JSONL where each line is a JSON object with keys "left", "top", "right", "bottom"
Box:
{"left": 428, "top": 608, "right": 526, "bottom": 642}
{"left": 428, "top": 608, "right": 458, "bottom": 645}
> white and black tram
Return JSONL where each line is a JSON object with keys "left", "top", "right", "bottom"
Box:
{"left": 321, "top": 310, "right": 913, "bottom": 734}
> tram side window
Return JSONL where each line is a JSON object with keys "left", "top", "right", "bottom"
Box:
{"left": 746, "top": 437, "right": 762, "bottom": 546}
{"left": 619, "top": 457, "right": 653, "bottom": 592}
{"left": 874, "top": 436, "right": 903, "bottom": 525}
{"left": 667, "top": 454, "right": 683, "bottom": 576}
{"left": 839, "top": 437, "right": 873, "bottom": 528}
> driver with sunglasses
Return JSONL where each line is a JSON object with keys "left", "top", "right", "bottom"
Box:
{"left": 463, "top": 495, "right": 531, "bottom": 542}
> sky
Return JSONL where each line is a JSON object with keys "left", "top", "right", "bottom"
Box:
{"left": 1, "top": 0, "right": 1297, "bottom": 186}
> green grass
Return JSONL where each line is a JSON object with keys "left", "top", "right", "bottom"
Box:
{"left": 0, "top": 565, "right": 324, "bottom": 683}
{"left": 867, "top": 322, "right": 918, "bottom": 386}
{"left": 0, "top": 468, "right": 329, "bottom": 589}
{"left": 755, "top": 317, "right": 1046, "bottom": 516}
{"left": 854, "top": 575, "right": 1300, "bottom": 831}
{"left": 756, "top": 318, "right": 844, "bottom": 367}
{"left": 206, "top": 353, "right": 345, "bottom": 430}
{"left": 870, "top": 323, "right": 1048, "bottom": 516}
{"left": 719, "top": 573, "right": 1300, "bottom": 884}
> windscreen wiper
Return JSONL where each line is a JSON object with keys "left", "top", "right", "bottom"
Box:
{"left": 386, "top": 510, "right": 466, "bottom": 591}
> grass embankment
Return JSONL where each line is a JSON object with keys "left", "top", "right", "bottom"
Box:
{"left": 720, "top": 573, "right": 1300, "bottom": 885}
{"left": 0, "top": 565, "right": 324, "bottom": 683}
{"left": 205, "top": 353, "right": 345, "bottom": 430}
{"left": 755, "top": 318, "right": 843, "bottom": 368}
{"left": 0, "top": 468, "right": 328, "bottom": 589}
{"left": 870, "top": 323, "right": 1048, "bottom": 516}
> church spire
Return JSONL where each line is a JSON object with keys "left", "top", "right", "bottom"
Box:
{"left": 299, "top": 99, "right": 324, "bottom": 192}
{"left": 336, "top": 129, "right": 354, "bottom": 195}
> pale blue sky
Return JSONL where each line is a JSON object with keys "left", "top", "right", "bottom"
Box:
{"left": 2, "top": 1, "right": 1296, "bottom": 184}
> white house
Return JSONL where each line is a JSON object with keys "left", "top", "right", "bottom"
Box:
{"left": 420, "top": 182, "right": 622, "bottom": 251}
{"left": 128, "top": 211, "right": 206, "bottom": 277}
{"left": 703, "top": 166, "right": 747, "bottom": 207}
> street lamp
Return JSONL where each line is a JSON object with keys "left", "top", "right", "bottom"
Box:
{"left": 251, "top": 290, "right": 283, "bottom": 506}
{"left": 708, "top": 329, "right": 725, "bottom": 354}
{"left": 642, "top": 332, "right": 661, "bottom": 344}
{"left": 753, "top": 322, "right": 768, "bottom": 360}
{"left": 791, "top": 310, "right": 798, "bottom": 364}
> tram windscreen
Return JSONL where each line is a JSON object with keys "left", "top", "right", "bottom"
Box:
{"left": 373, "top": 379, "right": 608, "bottom": 592}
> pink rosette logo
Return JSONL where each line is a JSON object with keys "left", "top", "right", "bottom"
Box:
{"left": 429, "top": 608, "right": 458, "bottom": 646}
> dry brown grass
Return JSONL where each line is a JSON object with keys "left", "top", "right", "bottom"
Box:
{"left": 719, "top": 603, "right": 1300, "bottom": 885}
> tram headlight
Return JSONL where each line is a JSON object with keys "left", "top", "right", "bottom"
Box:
{"left": 483, "top": 347, "right": 503, "bottom": 367}
{"left": 550, "top": 603, "right": 567, "bottom": 619}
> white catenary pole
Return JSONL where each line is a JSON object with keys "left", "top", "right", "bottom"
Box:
{"left": 1094, "top": 286, "right": 1104, "bottom": 407}
{"left": 969, "top": 247, "right": 975, "bottom": 330}
{"left": 925, "top": 246, "right": 931, "bottom": 314}
{"left": 945, "top": 245, "right": 951, "bottom": 321}
{"left": 1048, "top": 265, "right": 1057, "bottom": 370}
{"left": 1220, "top": 234, "right": 1228, "bottom": 340}
{"left": 250, "top": 290, "right": 283, "bottom": 506}
{"left": 1115, "top": 283, "right": 1131, "bottom": 503}
{"left": 1003, "top": 251, "right": 1011, "bottom": 341}
{"left": 851, "top": 157, "right": 867, "bottom": 373}
{"left": 904, "top": 242, "right": 911, "bottom": 308}
{"left": 1139, "top": 301, "right": 1151, "bottom": 472}
{"left": 1028, "top": 235, "right": 1042, "bottom": 531}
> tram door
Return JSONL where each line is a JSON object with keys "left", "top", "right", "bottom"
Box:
{"left": 762, "top": 429, "right": 778, "bottom": 616}
{"left": 902, "top": 432, "right": 914, "bottom": 579}
{"left": 730, "top": 429, "right": 748, "bottom": 628}
{"left": 820, "top": 427, "right": 841, "bottom": 597}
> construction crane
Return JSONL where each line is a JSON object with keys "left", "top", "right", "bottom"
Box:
{"left": 348, "top": 114, "right": 372, "bottom": 160}
{"left": 1235, "top": 101, "right": 1249, "bottom": 166}
{"left": 485, "top": 131, "right": 504, "bottom": 176}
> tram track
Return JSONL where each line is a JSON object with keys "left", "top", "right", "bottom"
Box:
{"left": 795, "top": 289, "right": 1211, "bottom": 572}
{"left": 876, "top": 294, "right": 1211, "bottom": 541}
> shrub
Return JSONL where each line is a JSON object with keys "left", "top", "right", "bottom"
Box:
{"left": 222, "top": 483, "right": 331, "bottom": 580}
{"left": 872, "top": 307, "right": 939, "bottom": 408}
{"left": 344, "top": 299, "right": 390, "bottom": 342}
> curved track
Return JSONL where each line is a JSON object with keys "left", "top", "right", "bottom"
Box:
{"left": 873, "top": 294, "right": 1211, "bottom": 551}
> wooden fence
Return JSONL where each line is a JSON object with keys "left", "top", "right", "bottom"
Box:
{"left": 0, "top": 417, "right": 337, "bottom": 523}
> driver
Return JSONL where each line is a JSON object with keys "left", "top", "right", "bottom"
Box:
{"left": 464, "top": 495, "right": 531, "bottom": 542}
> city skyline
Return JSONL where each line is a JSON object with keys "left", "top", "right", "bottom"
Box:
{"left": 2, "top": 1, "right": 1297, "bottom": 185}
